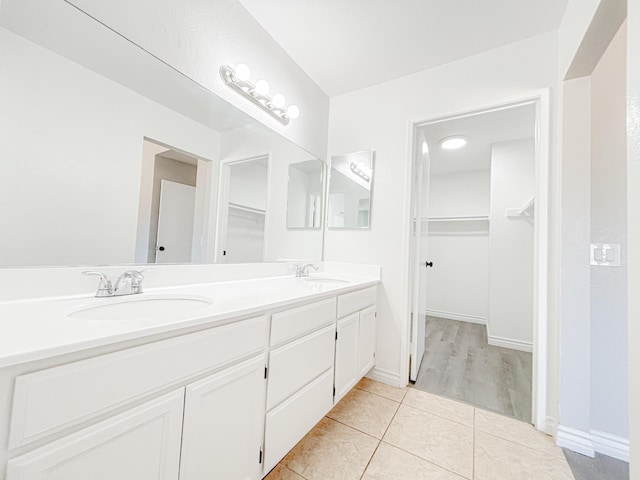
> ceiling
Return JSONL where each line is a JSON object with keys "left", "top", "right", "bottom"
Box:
{"left": 238, "top": 0, "right": 569, "bottom": 96}
{"left": 421, "top": 103, "right": 536, "bottom": 176}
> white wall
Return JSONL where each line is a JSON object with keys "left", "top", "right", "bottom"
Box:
{"left": 558, "top": 0, "right": 603, "bottom": 77}
{"left": 228, "top": 160, "right": 268, "bottom": 211}
{"left": 557, "top": 21, "right": 629, "bottom": 461}
{"left": 218, "top": 127, "right": 324, "bottom": 262}
{"left": 589, "top": 21, "right": 628, "bottom": 444}
{"left": 627, "top": 1, "right": 640, "bottom": 475}
{"left": 559, "top": 76, "right": 592, "bottom": 445}
{"left": 423, "top": 170, "right": 490, "bottom": 323}
{"left": 488, "top": 139, "right": 535, "bottom": 350}
{"left": 0, "top": 28, "right": 221, "bottom": 266}
{"left": 326, "top": 32, "right": 558, "bottom": 390}
{"left": 65, "top": 0, "right": 329, "bottom": 160}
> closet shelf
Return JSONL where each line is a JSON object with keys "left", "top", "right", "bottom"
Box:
{"left": 505, "top": 197, "right": 535, "bottom": 218}
{"left": 228, "top": 202, "right": 266, "bottom": 215}
{"left": 423, "top": 215, "right": 489, "bottom": 223}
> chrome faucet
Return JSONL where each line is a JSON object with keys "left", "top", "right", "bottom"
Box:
{"left": 295, "top": 263, "right": 319, "bottom": 278}
{"left": 83, "top": 269, "right": 152, "bottom": 297}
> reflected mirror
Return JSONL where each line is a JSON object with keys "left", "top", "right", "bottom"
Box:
{"left": 0, "top": 0, "right": 325, "bottom": 266}
{"left": 286, "top": 159, "right": 325, "bottom": 229}
{"left": 328, "top": 150, "right": 375, "bottom": 229}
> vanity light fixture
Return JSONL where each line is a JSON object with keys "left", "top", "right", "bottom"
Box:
{"left": 220, "top": 64, "right": 300, "bottom": 125}
{"left": 440, "top": 136, "right": 468, "bottom": 150}
{"left": 350, "top": 161, "right": 371, "bottom": 182}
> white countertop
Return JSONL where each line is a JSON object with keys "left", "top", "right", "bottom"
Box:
{"left": 0, "top": 273, "right": 379, "bottom": 369}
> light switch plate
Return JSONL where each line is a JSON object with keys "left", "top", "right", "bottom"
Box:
{"left": 590, "top": 243, "right": 621, "bottom": 266}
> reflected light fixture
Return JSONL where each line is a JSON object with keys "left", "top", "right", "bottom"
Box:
{"left": 350, "top": 161, "right": 371, "bottom": 182}
{"left": 220, "top": 64, "right": 300, "bottom": 125}
{"left": 440, "top": 136, "right": 468, "bottom": 150}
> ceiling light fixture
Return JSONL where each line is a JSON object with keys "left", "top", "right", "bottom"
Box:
{"left": 440, "top": 136, "right": 468, "bottom": 150}
{"left": 220, "top": 64, "right": 300, "bottom": 125}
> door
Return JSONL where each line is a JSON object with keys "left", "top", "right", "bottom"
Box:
{"left": 179, "top": 356, "right": 266, "bottom": 480}
{"left": 7, "top": 391, "right": 184, "bottom": 480}
{"left": 357, "top": 306, "right": 376, "bottom": 377}
{"left": 409, "top": 136, "right": 431, "bottom": 381}
{"left": 156, "top": 179, "right": 196, "bottom": 263}
{"left": 334, "top": 312, "right": 360, "bottom": 401}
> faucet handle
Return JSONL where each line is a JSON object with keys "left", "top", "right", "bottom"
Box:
{"left": 124, "top": 268, "right": 153, "bottom": 293}
{"left": 82, "top": 271, "right": 113, "bottom": 297}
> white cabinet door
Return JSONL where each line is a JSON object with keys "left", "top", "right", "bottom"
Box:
{"left": 179, "top": 356, "right": 266, "bottom": 480}
{"left": 7, "top": 390, "right": 184, "bottom": 480}
{"left": 334, "top": 313, "right": 360, "bottom": 402}
{"left": 357, "top": 306, "right": 376, "bottom": 377}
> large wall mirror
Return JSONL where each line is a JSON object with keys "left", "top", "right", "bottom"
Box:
{"left": 0, "top": 0, "right": 325, "bottom": 266}
{"left": 286, "top": 159, "right": 325, "bottom": 229}
{"left": 328, "top": 150, "right": 375, "bottom": 229}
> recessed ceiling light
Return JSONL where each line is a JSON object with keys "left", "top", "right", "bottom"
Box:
{"left": 440, "top": 136, "right": 468, "bottom": 150}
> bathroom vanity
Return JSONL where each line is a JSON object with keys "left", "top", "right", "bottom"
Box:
{"left": 0, "top": 267, "right": 379, "bottom": 479}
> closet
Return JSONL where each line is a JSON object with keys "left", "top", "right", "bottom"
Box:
{"left": 413, "top": 104, "right": 536, "bottom": 421}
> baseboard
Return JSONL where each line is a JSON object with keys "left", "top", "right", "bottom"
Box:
{"left": 366, "top": 367, "right": 403, "bottom": 388}
{"left": 487, "top": 334, "right": 533, "bottom": 352}
{"left": 591, "top": 430, "right": 630, "bottom": 462}
{"left": 540, "top": 415, "right": 557, "bottom": 436}
{"left": 556, "top": 425, "right": 595, "bottom": 457}
{"left": 556, "top": 426, "right": 629, "bottom": 462}
{"left": 423, "top": 309, "right": 486, "bottom": 325}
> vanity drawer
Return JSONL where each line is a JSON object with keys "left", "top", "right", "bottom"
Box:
{"left": 266, "top": 324, "right": 335, "bottom": 410}
{"left": 263, "top": 368, "right": 334, "bottom": 473}
{"left": 9, "top": 315, "right": 268, "bottom": 450}
{"left": 336, "top": 286, "right": 377, "bottom": 318}
{"left": 270, "top": 297, "right": 336, "bottom": 346}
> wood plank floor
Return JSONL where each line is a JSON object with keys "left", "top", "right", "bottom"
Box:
{"left": 412, "top": 316, "right": 533, "bottom": 422}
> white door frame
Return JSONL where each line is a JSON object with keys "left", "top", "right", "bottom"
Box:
{"left": 403, "top": 89, "right": 551, "bottom": 430}
{"left": 213, "top": 154, "right": 271, "bottom": 263}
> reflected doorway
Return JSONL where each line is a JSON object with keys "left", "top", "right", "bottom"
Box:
{"left": 217, "top": 156, "right": 269, "bottom": 263}
{"left": 135, "top": 139, "right": 212, "bottom": 264}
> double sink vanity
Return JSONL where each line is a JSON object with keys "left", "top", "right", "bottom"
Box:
{"left": 0, "top": 263, "right": 380, "bottom": 479}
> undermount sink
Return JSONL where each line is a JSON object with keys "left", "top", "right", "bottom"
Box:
{"left": 304, "top": 277, "right": 349, "bottom": 284}
{"left": 68, "top": 294, "right": 213, "bottom": 321}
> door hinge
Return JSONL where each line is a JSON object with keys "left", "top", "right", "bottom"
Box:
{"left": 264, "top": 366, "right": 268, "bottom": 379}
{"left": 335, "top": 331, "right": 338, "bottom": 340}
{"left": 333, "top": 386, "right": 336, "bottom": 397}
{"left": 259, "top": 447, "right": 263, "bottom": 464}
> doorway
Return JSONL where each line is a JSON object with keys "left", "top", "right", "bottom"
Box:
{"left": 135, "top": 139, "right": 212, "bottom": 264}
{"left": 216, "top": 156, "right": 269, "bottom": 263}
{"left": 409, "top": 101, "right": 540, "bottom": 423}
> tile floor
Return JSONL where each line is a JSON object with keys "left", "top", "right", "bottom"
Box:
{"left": 265, "top": 378, "right": 574, "bottom": 480}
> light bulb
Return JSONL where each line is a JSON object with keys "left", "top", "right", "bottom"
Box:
{"left": 272, "top": 93, "right": 286, "bottom": 108}
{"left": 286, "top": 105, "right": 300, "bottom": 119}
{"left": 234, "top": 64, "right": 251, "bottom": 82}
{"left": 254, "top": 80, "right": 270, "bottom": 96}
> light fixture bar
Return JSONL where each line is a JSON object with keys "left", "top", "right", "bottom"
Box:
{"left": 220, "top": 65, "right": 297, "bottom": 125}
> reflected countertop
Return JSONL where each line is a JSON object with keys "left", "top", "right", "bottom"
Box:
{"left": 0, "top": 274, "right": 379, "bottom": 369}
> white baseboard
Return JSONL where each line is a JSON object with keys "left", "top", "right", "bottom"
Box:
{"left": 591, "top": 430, "right": 630, "bottom": 462}
{"left": 487, "top": 334, "right": 533, "bottom": 352}
{"left": 540, "top": 415, "right": 557, "bottom": 436}
{"left": 557, "top": 425, "right": 595, "bottom": 457}
{"left": 423, "top": 309, "right": 486, "bottom": 325}
{"left": 366, "top": 367, "right": 403, "bottom": 388}
{"left": 556, "top": 426, "right": 629, "bottom": 462}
